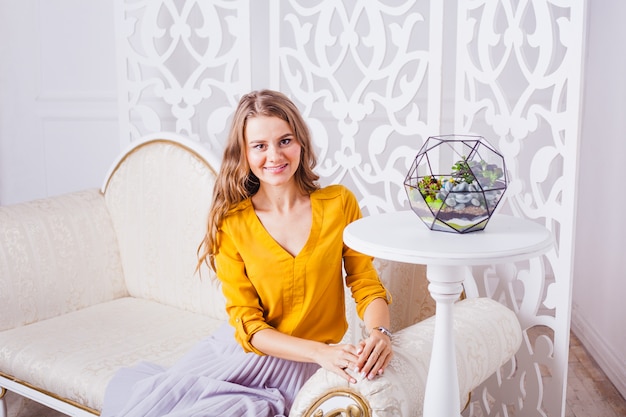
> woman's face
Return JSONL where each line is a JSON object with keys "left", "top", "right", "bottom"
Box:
{"left": 245, "top": 115, "right": 302, "bottom": 189}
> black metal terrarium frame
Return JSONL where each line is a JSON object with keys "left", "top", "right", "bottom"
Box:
{"left": 404, "top": 135, "right": 508, "bottom": 233}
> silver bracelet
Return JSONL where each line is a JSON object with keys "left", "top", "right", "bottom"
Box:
{"left": 372, "top": 326, "right": 392, "bottom": 340}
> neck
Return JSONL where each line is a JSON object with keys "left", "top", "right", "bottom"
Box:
{"left": 252, "top": 184, "right": 307, "bottom": 213}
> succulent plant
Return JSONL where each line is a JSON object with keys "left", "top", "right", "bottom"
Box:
{"left": 451, "top": 157, "right": 476, "bottom": 184}
{"left": 417, "top": 175, "right": 442, "bottom": 202}
{"left": 415, "top": 156, "right": 505, "bottom": 210}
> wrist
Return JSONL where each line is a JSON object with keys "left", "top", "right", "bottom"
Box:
{"left": 371, "top": 326, "right": 392, "bottom": 340}
{"left": 311, "top": 341, "right": 331, "bottom": 364}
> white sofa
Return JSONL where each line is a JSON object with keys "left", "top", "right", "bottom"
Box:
{"left": 0, "top": 133, "right": 522, "bottom": 417}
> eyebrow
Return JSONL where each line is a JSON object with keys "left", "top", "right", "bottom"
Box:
{"left": 248, "top": 133, "right": 294, "bottom": 144}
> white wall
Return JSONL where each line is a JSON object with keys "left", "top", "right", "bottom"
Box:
{"left": 0, "top": 0, "right": 120, "bottom": 205}
{"left": 0, "top": 0, "right": 624, "bottom": 401}
{"left": 572, "top": 0, "right": 626, "bottom": 398}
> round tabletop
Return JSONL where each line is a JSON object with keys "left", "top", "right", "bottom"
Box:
{"left": 344, "top": 211, "right": 554, "bottom": 266}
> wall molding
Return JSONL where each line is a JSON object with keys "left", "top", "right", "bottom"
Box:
{"left": 35, "top": 91, "right": 119, "bottom": 120}
{"left": 37, "top": 91, "right": 118, "bottom": 102}
{"left": 571, "top": 304, "right": 626, "bottom": 398}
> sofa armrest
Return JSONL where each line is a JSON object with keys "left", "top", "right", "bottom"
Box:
{"left": 290, "top": 298, "right": 522, "bottom": 416}
{"left": 0, "top": 189, "right": 128, "bottom": 331}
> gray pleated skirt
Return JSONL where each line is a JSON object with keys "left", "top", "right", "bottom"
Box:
{"left": 101, "top": 323, "right": 320, "bottom": 417}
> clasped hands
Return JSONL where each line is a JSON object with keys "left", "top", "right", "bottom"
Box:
{"left": 325, "top": 330, "right": 393, "bottom": 384}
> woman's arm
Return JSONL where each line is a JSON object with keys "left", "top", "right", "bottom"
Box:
{"left": 340, "top": 188, "right": 393, "bottom": 379}
{"left": 355, "top": 297, "right": 393, "bottom": 380}
{"left": 250, "top": 329, "right": 359, "bottom": 383}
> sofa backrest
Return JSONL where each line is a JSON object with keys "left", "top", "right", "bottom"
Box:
{"left": 0, "top": 189, "right": 128, "bottom": 331}
{"left": 102, "top": 134, "right": 227, "bottom": 321}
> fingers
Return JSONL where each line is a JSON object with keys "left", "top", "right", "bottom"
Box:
{"left": 355, "top": 335, "right": 393, "bottom": 380}
{"left": 324, "top": 344, "right": 359, "bottom": 383}
{"left": 335, "top": 355, "right": 355, "bottom": 372}
{"left": 356, "top": 339, "right": 366, "bottom": 355}
{"left": 335, "top": 359, "right": 357, "bottom": 384}
{"left": 322, "top": 341, "right": 392, "bottom": 383}
{"left": 338, "top": 369, "right": 357, "bottom": 384}
{"left": 360, "top": 347, "right": 389, "bottom": 379}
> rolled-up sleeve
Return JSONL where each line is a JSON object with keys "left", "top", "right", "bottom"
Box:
{"left": 341, "top": 188, "right": 392, "bottom": 319}
{"left": 215, "top": 227, "right": 272, "bottom": 355}
{"left": 344, "top": 249, "right": 391, "bottom": 318}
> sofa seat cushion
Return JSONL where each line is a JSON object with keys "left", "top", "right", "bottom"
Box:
{"left": 0, "top": 297, "right": 223, "bottom": 412}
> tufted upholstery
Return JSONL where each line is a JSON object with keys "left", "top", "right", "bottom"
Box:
{"left": 0, "top": 189, "right": 128, "bottom": 332}
{"left": 0, "top": 298, "right": 222, "bottom": 411}
{"left": 292, "top": 298, "right": 522, "bottom": 417}
{"left": 103, "top": 140, "right": 227, "bottom": 320}
{"left": 0, "top": 135, "right": 229, "bottom": 414}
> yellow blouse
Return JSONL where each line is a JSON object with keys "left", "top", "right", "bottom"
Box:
{"left": 215, "top": 184, "right": 390, "bottom": 354}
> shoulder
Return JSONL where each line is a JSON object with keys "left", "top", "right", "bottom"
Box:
{"left": 222, "top": 198, "right": 253, "bottom": 225}
{"left": 312, "top": 184, "right": 361, "bottom": 222}
{"left": 230, "top": 197, "right": 253, "bottom": 211}
{"left": 312, "top": 184, "right": 356, "bottom": 201}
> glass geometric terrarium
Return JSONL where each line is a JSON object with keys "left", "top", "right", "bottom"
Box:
{"left": 404, "top": 134, "right": 508, "bottom": 233}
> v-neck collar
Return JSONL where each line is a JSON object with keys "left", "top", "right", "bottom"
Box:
{"left": 247, "top": 191, "right": 322, "bottom": 260}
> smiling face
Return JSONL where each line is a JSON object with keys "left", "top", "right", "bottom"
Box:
{"left": 245, "top": 115, "right": 303, "bottom": 190}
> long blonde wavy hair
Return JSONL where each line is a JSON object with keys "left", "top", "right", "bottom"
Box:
{"left": 197, "top": 90, "right": 320, "bottom": 271}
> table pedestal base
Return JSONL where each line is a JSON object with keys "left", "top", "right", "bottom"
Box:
{"left": 423, "top": 265, "right": 465, "bottom": 417}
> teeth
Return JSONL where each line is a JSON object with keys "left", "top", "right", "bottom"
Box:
{"left": 265, "top": 165, "right": 286, "bottom": 171}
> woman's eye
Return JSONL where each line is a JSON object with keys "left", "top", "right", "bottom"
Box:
{"left": 281, "top": 138, "right": 292, "bottom": 146}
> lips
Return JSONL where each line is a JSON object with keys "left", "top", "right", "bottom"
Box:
{"left": 264, "top": 164, "right": 288, "bottom": 173}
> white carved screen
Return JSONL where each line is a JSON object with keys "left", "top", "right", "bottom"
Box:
{"left": 268, "top": 1, "right": 443, "bottom": 215}
{"left": 453, "top": 2, "right": 585, "bottom": 417}
{"left": 114, "top": 1, "right": 585, "bottom": 416}
{"left": 114, "top": 0, "right": 251, "bottom": 153}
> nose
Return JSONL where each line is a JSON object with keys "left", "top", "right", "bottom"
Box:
{"left": 267, "top": 143, "right": 282, "bottom": 162}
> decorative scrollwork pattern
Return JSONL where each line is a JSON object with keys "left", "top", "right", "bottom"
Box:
{"left": 115, "top": 0, "right": 250, "bottom": 152}
{"left": 306, "top": 389, "right": 370, "bottom": 417}
{"left": 270, "top": 0, "right": 443, "bottom": 215}
{"left": 455, "top": 1, "right": 585, "bottom": 416}
{"left": 115, "top": 1, "right": 585, "bottom": 416}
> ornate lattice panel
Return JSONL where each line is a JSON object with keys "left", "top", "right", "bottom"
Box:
{"left": 114, "top": 0, "right": 251, "bottom": 153}
{"left": 454, "top": 2, "right": 585, "bottom": 416}
{"left": 269, "top": 0, "right": 443, "bottom": 215}
{"left": 114, "top": 1, "right": 586, "bottom": 416}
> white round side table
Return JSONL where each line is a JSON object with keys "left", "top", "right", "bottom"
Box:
{"left": 343, "top": 211, "right": 554, "bottom": 417}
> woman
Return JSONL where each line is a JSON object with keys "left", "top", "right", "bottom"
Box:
{"left": 102, "top": 90, "right": 392, "bottom": 417}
